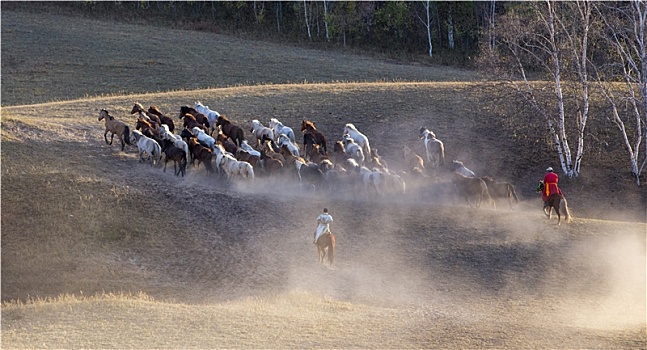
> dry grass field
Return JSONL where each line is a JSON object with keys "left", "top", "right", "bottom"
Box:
{"left": 2, "top": 9, "right": 646, "bottom": 349}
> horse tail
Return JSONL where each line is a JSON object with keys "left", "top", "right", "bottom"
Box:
{"left": 123, "top": 125, "right": 132, "bottom": 145}
{"left": 561, "top": 195, "right": 572, "bottom": 223}
{"left": 509, "top": 185, "right": 519, "bottom": 203}
{"left": 439, "top": 143, "right": 445, "bottom": 166}
{"left": 328, "top": 234, "right": 335, "bottom": 266}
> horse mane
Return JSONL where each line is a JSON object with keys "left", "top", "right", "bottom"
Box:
{"left": 481, "top": 176, "right": 494, "bottom": 182}
{"left": 137, "top": 117, "right": 153, "bottom": 128}
{"left": 218, "top": 115, "right": 231, "bottom": 123}
{"left": 345, "top": 123, "right": 358, "bottom": 131}
{"left": 302, "top": 120, "right": 316, "bottom": 130}
{"left": 148, "top": 105, "right": 163, "bottom": 116}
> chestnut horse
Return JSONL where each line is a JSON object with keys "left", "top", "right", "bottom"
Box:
{"left": 216, "top": 115, "right": 245, "bottom": 147}
{"left": 481, "top": 176, "right": 519, "bottom": 209}
{"left": 538, "top": 182, "right": 571, "bottom": 225}
{"left": 98, "top": 109, "right": 131, "bottom": 151}
{"left": 316, "top": 232, "right": 335, "bottom": 266}
{"left": 301, "top": 120, "right": 327, "bottom": 155}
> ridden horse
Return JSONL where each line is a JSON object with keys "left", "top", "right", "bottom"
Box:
{"left": 403, "top": 145, "right": 425, "bottom": 175}
{"left": 301, "top": 120, "right": 328, "bottom": 155}
{"left": 179, "top": 106, "right": 210, "bottom": 129}
{"left": 98, "top": 109, "right": 131, "bottom": 151}
{"left": 538, "top": 182, "right": 571, "bottom": 225}
{"left": 269, "top": 118, "right": 296, "bottom": 143}
{"left": 316, "top": 232, "right": 335, "bottom": 266}
{"left": 147, "top": 105, "right": 176, "bottom": 132}
{"left": 419, "top": 127, "right": 445, "bottom": 167}
{"left": 250, "top": 119, "right": 275, "bottom": 148}
{"left": 161, "top": 139, "right": 187, "bottom": 177}
{"left": 216, "top": 115, "right": 245, "bottom": 147}
{"left": 343, "top": 123, "right": 371, "bottom": 158}
{"left": 452, "top": 173, "right": 494, "bottom": 208}
{"left": 131, "top": 130, "right": 163, "bottom": 166}
{"left": 481, "top": 176, "right": 519, "bottom": 209}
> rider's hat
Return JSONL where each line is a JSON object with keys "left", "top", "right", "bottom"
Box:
{"left": 546, "top": 167, "right": 554, "bottom": 172}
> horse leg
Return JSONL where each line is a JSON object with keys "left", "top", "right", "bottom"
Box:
{"left": 109, "top": 132, "right": 115, "bottom": 145}
{"left": 104, "top": 130, "right": 110, "bottom": 145}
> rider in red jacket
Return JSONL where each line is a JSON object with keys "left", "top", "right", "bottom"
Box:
{"left": 539, "top": 167, "right": 562, "bottom": 209}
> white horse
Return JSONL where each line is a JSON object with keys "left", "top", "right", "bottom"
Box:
{"left": 250, "top": 119, "right": 274, "bottom": 148}
{"left": 239, "top": 140, "right": 261, "bottom": 157}
{"left": 160, "top": 125, "right": 190, "bottom": 158}
{"left": 131, "top": 130, "right": 162, "bottom": 166}
{"left": 220, "top": 153, "right": 254, "bottom": 181}
{"left": 343, "top": 123, "right": 371, "bottom": 158}
{"left": 278, "top": 133, "right": 300, "bottom": 157}
{"left": 269, "top": 118, "right": 296, "bottom": 143}
{"left": 451, "top": 160, "right": 476, "bottom": 177}
{"left": 419, "top": 127, "right": 445, "bottom": 167}
{"left": 342, "top": 134, "right": 365, "bottom": 166}
{"left": 194, "top": 101, "right": 220, "bottom": 134}
{"left": 192, "top": 127, "right": 215, "bottom": 149}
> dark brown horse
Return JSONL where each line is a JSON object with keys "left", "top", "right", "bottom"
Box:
{"left": 216, "top": 132, "right": 238, "bottom": 154}
{"left": 179, "top": 106, "right": 210, "bottom": 129}
{"left": 147, "top": 105, "right": 175, "bottom": 132}
{"left": 452, "top": 173, "right": 494, "bottom": 208}
{"left": 216, "top": 115, "right": 245, "bottom": 146}
{"left": 130, "top": 102, "right": 161, "bottom": 126}
{"left": 538, "top": 182, "right": 572, "bottom": 225}
{"left": 316, "top": 232, "right": 335, "bottom": 266}
{"left": 301, "top": 120, "right": 327, "bottom": 155}
{"left": 186, "top": 137, "right": 214, "bottom": 173}
{"left": 180, "top": 113, "right": 208, "bottom": 133}
{"left": 161, "top": 139, "right": 187, "bottom": 177}
{"left": 481, "top": 176, "right": 519, "bottom": 209}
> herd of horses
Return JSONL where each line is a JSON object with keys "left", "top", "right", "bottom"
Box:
{"left": 98, "top": 101, "right": 570, "bottom": 265}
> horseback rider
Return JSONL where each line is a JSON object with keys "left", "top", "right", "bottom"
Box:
{"left": 537, "top": 167, "right": 563, "bottom": 209}
{"left": 314, "top": 208, "right": 333, "bottom": 244}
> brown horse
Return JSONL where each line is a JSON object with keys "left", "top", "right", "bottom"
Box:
{"left": 403, "top": 145, "right": 425, "bottom": 175}
{"left": 316, "top": 232, "right": 335, "bottom": 266}
{"left": 186, "top": 137, "right": 214, "bottom": 173}
{"left": 147, "top": 105, "right": 175, "bottom": 132}
{"left": 130, "top": 102, "right": 161, "bottom": 126}
{"left": 179, "top": 106, "right": 210, "bottom": 129}
{"left": 216, "top": 132, "right": 238, "bottom": 154}
{"left": 216, "top": 115, "right": 245, "bottom": 146}
{"left": 537, "top": 182, "right": 572, "bottom": 225}
{"left": 481, "top": 176, "right": 519, "bottom": 209}
{"left": 180, "top": 113, "right": 208, "bottom": 133}
{"left": 452, "top": 173, "right": 494, "bottom": 208}
{"left": 98, "top": 109, "right": 131, "bottom": 151}
{"left": 301, "top": 120, "right": 328, "bottom": 155}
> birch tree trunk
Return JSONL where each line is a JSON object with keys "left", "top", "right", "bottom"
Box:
{"left": 323, "top": 0, "right": 330, "bottom": 42}
{"left": 448, "top": 4, "right": 455, "bottom": 50}
{"left": 595, "top": 1, "right": 647, "bottom": 184}
{"left": 304, "top": 0, "right": 312, "bottom": 41}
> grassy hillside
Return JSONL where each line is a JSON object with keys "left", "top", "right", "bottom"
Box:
{"left": 1, "top": 8, "right": 645, "bottom": 349}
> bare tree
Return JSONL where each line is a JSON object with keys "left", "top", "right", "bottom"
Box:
{"left": 594, "top": 1, "right": 647, "bottom": 184}
{"left": 323, "top": 0, "right": 331, "bottom": 42}
{"left": 304, "top": 0, "right": 312, "bottom": 41}
{"left": 497, "top": 1, "right": 593, "bottom": 178}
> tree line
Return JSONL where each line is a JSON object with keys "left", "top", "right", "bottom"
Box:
{"left": 7, "top": 1, "right": 647, "bottom": 184}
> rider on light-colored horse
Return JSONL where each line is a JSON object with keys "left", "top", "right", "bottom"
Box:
{"left": 314, "top": 208, "right": 333, "bottom": 244}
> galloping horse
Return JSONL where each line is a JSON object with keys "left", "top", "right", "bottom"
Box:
{"left": 98, "top": 109, "right": 131, "bottom": 151}
{"left": 131, "top": 130, "right": 163, "bottom": 166}
{"left": 452, "top": 173, "right": 494, "bottom": 208}
{"left": 316, "top": 232, "right": 335, "bottom": 266}
{"left": 538, "top": 182, "right": 571, "bottom": 225}
{"left": 343, "top": 123, "right": 371, "bottom": 158}
{"left": 179, "top": 106, "right": 210, "bottom": 130}
{"left": 250, "top": 119, "right": 274, "bottom": 148}
{"left": 269, "top": 118, "right": 296, "bottom": 143}
{"left": 301, "top": 120, "right": 327, "bottom": 155}
{"left": 147, "top": 105, "right": 176, "bottom": 132}
{"left": 419, "top": 127, "right": 445, "bottom": 167}
{"left": 193, "top": 101, "right": 220, "bottom": 134}
{"left": 403, "top": 145, "right": 425, "bottom": 176}
{"left": 481, "top": 176, "right": 519, "bottom": 209}
{"left": 130, "top": 102, "right": 161, "bottom": 126}
{"left": 216, "top": 115, "right": 245, "bottom": 147}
